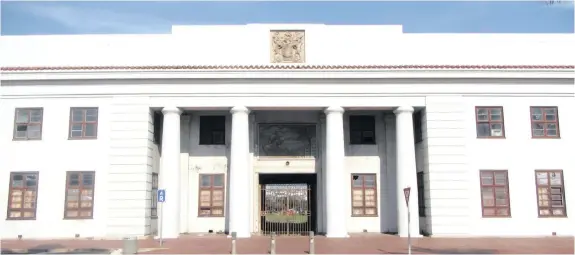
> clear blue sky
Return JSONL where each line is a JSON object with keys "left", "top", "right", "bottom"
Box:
{"left": 1, "top": 1, "right": 573, "bottom": 35}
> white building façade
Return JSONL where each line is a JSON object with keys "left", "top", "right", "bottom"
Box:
{"left": 0, "top": 24, "right": 574, "bottom": 240}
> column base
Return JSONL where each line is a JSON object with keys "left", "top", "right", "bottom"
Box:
{"left": 325, "top": 233, "right": 350, "bottom": 238}
{"left": 226, "top": 232, "right": 251, "bottom": 238}
{"left": 397, "top": 233, "right": 423, "bottom": 238}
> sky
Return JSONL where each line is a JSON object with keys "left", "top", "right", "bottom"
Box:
{"left": 1, "top": 1, "right": 574, "bottom": 35}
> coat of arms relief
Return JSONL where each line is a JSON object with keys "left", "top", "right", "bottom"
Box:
{"left": 270, "top": 30, "right": 305, "bottom": 63}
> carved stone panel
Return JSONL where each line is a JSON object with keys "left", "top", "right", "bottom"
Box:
{"left": 270, "top": 30, "right": 305, "bottom": 63}
{"left": 258, "top": 124, "right": 317, "bottom": 157}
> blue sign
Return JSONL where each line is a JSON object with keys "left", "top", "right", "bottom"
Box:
{"left": 158, "top": 189, "right": 166, "bottom": 203}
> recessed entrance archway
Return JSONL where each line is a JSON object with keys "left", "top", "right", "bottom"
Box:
{"left": 259, "top": 173, "right": 317, "bottom": 236}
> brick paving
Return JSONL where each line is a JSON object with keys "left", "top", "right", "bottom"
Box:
{"left": 1, "top": 234, "right": 573, "bottom": 254}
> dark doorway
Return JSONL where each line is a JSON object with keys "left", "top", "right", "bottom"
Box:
{"left": 259, "top": 174, "right": 317, "bottom": 236}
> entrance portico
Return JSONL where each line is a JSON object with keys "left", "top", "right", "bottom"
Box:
{"left": 158, "top": 106, "right": 421, "bottom": 238}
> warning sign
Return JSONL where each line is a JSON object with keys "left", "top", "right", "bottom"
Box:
{"left": 403, "top": 187, "right": 411, "bottom": 206}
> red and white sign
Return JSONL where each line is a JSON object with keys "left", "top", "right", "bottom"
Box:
{"left": 403, "top": 187, "right": 411, "bottom": 206}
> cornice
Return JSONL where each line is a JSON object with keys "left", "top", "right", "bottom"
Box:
{"left": 1, "top": 65, "right": 573, "bottom": 81}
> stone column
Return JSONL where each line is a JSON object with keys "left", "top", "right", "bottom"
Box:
{"left": 394, "top": 106, "right": 420, "bottom": 237}
{"left": 324, "top": 106, "right": 348, "bottom": 238}
{"left": 160, "top": 106, "right": 182, "bottom": 238}
{"left": 228, "top": 106, "right": 251, "bottom": 238}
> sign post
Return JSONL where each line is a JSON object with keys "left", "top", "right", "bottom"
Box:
{"left": 403, "top": 187, "right": 412, "bottom": 255}
{"left": 158, "top": 189, "right": 166, "bottom": 246}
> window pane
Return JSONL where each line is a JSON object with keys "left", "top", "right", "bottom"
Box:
{"left": 352, "top": 208, "right": 364, "bottom": 215}
{"left": 493, "top": 173, "right": 506, "bottom": 185}
{"left": 549, "top": 172, "right": 562, "bottom": 185}
{"left": 364, "top": 175, "right": 376, "bottom": 187}
{"left": 480, "top": 173, "right": 493, "bottom": 185}
{"left": 494, "top": 187, "right": 508, "bottom": 206}
{"left": 199, "top": 197, "right": 211, "bottom": 207}
{"left": 12, "top": 174, "right": 24, "bottom": 187}
{"left": 200, "top": 175, "right": 211, "bottom": 187}
{"left": 481, "top": 188, "right": 494, "bottom": 206}
{"left": 213, "top": 175, "right": 224, "bottom": 187}
{"left": 83, "top": 174, "right": 94, "bottom": 185}
{"left": 483, "top": 208, "right": 495, "bottom": 216}
{"left": 71, "top": 124, "right": 83, "bottom": 137}
{"left": 365, "top": 208, "right": 377, "bottom": 215}
{"left": 25, "top": 175, "right": 37, "bottom": 187}
{"left": 86, "top": 109, "right": 98, "bottom": 122}
{"left": 68, "top": 174, "right": 80, "bottom": 186}
{"left": 72, "top": 110, "right": 84, "bottom": 122}
{"left": 352, "top": 177, "right": 363, "bottom": 187}
{"left": 536, "top": 172, "right": 548, "bottom": 185}
{"left": 477, "top": 123, "right": 490, "bottom": 137}
{"left": 16, "top": 110, "right": 30, "bottom": 123}
{"left": 85, "top": 124, "right": 97, "bottom": 137}
{"left": 212, "top": 190, "right": 224, "bottom": 206}
{"left": 496, "top": 208, "right": 509, "bottom": 216}
{"left": 544, "top": 108, "right": 556, "bottom": 119}
{"left": 476, "top": 109, "right": 488, "bottom": 121}
{"left": 550, "top": 187, "right": 562, "bottom": 195}
{"left": 490, "top": 113, "right": 501, "bottom": 121}
{"left": 489, "top": 124, "right": 503, "bottom": 136}
{"left": 30, "top": 110, "right": 42, "bottom": 123}
{"left": 212, "top": 208, "right": 224, "bottom": 216}
{"left": 532, "top": 123, "right": 544, "bottom": 136}
{"left": 27, "top": 125, "right": 41, "bottom": 138}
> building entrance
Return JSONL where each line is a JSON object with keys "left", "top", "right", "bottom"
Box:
{"left": 259, "top": 174, "right": 317, "bottom": 236}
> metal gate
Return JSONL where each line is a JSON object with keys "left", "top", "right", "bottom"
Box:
{"left": 259, "top": 183, "right": 312, "bottom": 236}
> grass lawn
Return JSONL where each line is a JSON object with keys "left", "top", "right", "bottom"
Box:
{"left": 265, "top": 213, "right": 308, "bottom": 223}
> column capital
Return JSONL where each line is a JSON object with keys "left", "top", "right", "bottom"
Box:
{"left": 162, "top": 106, "right": 182, "bottom": 115}
{"left": 324, "top": 106, "right": 345, "bottom": 114}
{"left": 230, "top": 106, "right": 250, "bottom": 114}
{"left": 393, "top": 106, "right": 414, "bottom": 115}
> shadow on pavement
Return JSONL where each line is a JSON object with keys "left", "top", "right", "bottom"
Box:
{"left": 412, "top": 246, "right": 496, "bottom": 254}
{"left": 1, "top": 244, "right": 111, "bottom": 254}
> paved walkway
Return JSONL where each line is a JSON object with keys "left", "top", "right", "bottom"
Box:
{"left": 1, "top": 234, "right": 573, "bottom": 254}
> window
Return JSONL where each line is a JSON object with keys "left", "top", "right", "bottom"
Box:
{"left": 535, "top": 170, "right": 567, "bottom": 217}
{"left": 7, "top": 172, "right": 39, "bottom": 220}
{"left": 475, "top": 107, "right": 505, "bottom": 138}
{"left": 479, "top": 170, "right": 511, "bottom": 217}
{"left": 417, "top": 172, "right": 426, "bottom": 217}
{"left": 64, "top": 171, "right": 95, "bottom": 219}
{"left": 413, "top": 111, "right": 423, "bottom": 143}
{"left": 349, "top": 116, "right": 376, "bottom": 144}
{"left": 151, "top": 173, "right": 159, "bottom": 218}
{"left": 198, "top": 174, "right": 225, "bottom": 217}
{"left": 153, "top": 111, "right": 163, "bottom": 145}
{"left": 351, "top": 174, "right": 377, "bottom": 216}
{"left": 530, "top": 107, "right": 560, "bottom": 138}
{"left": 199, "top": 116, "right": 225, "bottom": 145}
{"left": 13, "top": 108, "right": 43, "bottom": 140}
{"left": 69, "top": 107, "right": 98, "bottom": 139}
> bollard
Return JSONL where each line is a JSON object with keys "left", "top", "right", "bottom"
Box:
{"left": 270, "top": 232, "right": 276, "bottom": 254}
{"left": 122, "top": 236, "right": 138, "bottom": 255}
{"left": 231, "top": 232, "right": 237, "bottom": 255}
{"left": 309, "top": 231, "right": 315, "bottom": 255}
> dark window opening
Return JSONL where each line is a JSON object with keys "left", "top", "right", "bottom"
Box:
{"left": 413, "top": 111, "right": 423, "bottom": 143}
{"left": 349, "top": 115, "right": 376, "bottom": 145}
{"left": 417, "top": 172, "right": 426, "bottom": 217}
{"left": 153, "top": 111, "right": 163, "bottom": 145}
{"left": 199, "top": 116, "right": 226, "bottom": 145}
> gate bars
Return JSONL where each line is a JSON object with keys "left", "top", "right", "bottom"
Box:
{"left": 260, "top": 183, "right": 312, "bottom": 236}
